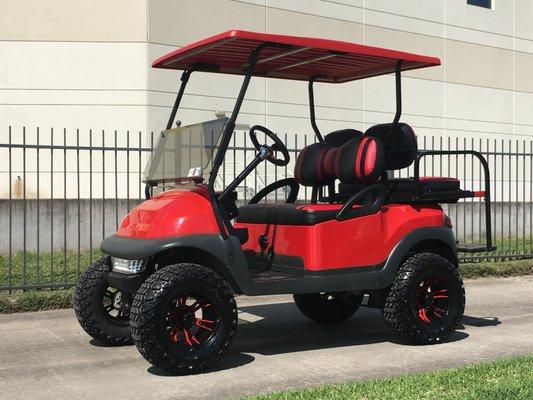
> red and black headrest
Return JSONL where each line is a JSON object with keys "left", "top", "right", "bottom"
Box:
{"left": 295, "top": 136, "right": 384, "bottom": 187}
{"left": 365, "top": 123, "right": 417, "bottom": 170}
{"left": 324, "top": 136, "right": 384, "bottom": 184}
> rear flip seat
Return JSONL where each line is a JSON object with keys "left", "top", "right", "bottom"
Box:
{"left": 338, "top": 176, "right": 463, "bottom": 203}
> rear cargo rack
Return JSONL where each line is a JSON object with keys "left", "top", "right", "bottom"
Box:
{"left": 414, "top": 149, "right": 495, "bottom": 253}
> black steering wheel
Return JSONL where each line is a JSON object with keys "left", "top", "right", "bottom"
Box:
{"left": 249, "top": 125, "right": 290, "bottom": 166}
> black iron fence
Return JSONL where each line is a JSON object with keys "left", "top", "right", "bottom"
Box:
{"left": 1, "top": 126, "right": 532, "bottom": 291}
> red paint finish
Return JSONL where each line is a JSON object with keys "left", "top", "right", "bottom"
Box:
{"left": 363, "top": 139, "right": 377, "bottom": 177}
{"left": 116, "top": 184, "right": 220, "bottom": 239}
{"left": 355, "top": 136, "right": 371, "bottom": 179}
{"left": 235, "top": 204, "right": 445, "bottom": 271}
{"left": 152, "top": 30, "right": 440, "bottom": 83}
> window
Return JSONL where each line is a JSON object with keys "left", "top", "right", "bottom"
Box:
{"left": 467, "top": 0, "right": 492, "bottom": 9}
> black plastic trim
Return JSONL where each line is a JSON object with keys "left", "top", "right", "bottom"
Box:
{"left": 248, "top": 178, "right": 299, "bottom": 204}
{"left": 108, "top": 271, "right": 145, "bottom": 293}
{"left": 384, "top": 226, "right": 458, "bottom": 269}
{"left": 336, "top": 184, "right": 386, "bottom": 221}
{"left": 101, "top": 234, "right": 231, "bottom": 262}
{"left": 100, "top": 227, "right": 457, "bottom": 297}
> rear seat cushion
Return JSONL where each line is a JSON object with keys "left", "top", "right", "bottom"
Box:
{"left": 390, "top": 177, "right": 460, "bottom": 192}
{"left": 338, "top": 177, "right": 460, "bottom": 196}
{"left": 293, "top": 141, "right": 332, "bottom": 186}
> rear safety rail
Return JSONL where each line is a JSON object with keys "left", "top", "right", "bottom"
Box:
{"left": 414, "top": 149, "right": 495, "bottom": 253}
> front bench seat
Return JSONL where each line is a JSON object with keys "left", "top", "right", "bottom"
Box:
{"left": 237, "top": 203, "right": 340, "bottom": 225}
{"left": 237, "top": 134, "right": 384, "bottom": 225}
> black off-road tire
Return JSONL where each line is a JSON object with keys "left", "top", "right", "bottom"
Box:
{"left": 74, "top": 256, "right": 133, "bottom": 346}
{"left": 130, "top": 263, "right": 237, "bottom": 374}
{"left": 382, "top": 252, "right": 465, "bottom": 345}
{"left": 293, "top": 292, "right": 363, "bottom": 324}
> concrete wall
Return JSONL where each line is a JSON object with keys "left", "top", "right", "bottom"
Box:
{"left": 0, "top": 199, "right": 142, "bottom": 253}
{"left": 1, "top": 199, "right": 531, "bottom": 252}
{"left": 443, "top": 202, "right": 533, "bottom": 244}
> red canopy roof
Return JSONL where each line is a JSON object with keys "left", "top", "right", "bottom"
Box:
{"left": 152, "top": 30, "right": 440, "bottom": 83}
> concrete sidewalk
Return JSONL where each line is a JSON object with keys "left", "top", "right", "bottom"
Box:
{"left": 0, "top": 276, "right": 532, "bottom": 400}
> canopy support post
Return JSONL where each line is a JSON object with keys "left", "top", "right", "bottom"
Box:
{"left": 383, "top": 60, "right": 403, "bottom": 181}
{"left": 388, "top": 60, "right": 403, "bottom": 138}
{"left": 209, "top": 43, "right": 268, "bottom": 187}
{"left": 308, "top": 75, "right": 326, "bottom": 142}
{"left": 166, "top": 69, "right": 192, "bottom": 130}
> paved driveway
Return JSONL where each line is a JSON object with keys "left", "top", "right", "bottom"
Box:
{"left": 1, "top": 276, "right": 532, "bottom": 400}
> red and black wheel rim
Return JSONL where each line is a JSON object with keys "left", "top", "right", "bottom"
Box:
{"left": 412, "top": 275, "right": 453, "bottom": 325}
{"left": 163, "top": 292, "right": 221, "bottom": 358}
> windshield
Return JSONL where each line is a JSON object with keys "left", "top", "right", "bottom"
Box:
{"left": 143, "top": 117, "right": 228, "bottom": 184}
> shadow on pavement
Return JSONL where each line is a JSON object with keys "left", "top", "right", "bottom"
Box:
{"left": 232, "top": 301, "right": 470, "bottom": 357}
{"left": 459, "top": 315, "right": 501, "bottom": 328}
{"left": 147, "top": 352, "right": 256, "bottom": 376}
{"left": 136, "top": 302, "right": 500, "bottom": 375}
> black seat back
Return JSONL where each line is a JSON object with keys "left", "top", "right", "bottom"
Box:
{"left": 324, "top": 129, "right": 362, "bottom": 147}
{"left": 365, "top": 123, "right": 417, "bottom": 170}
{"left": 293, "top": 141, "right": 333, "bottom": 187}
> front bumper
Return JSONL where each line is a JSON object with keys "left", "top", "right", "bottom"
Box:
{"left": 108, "top": 271, "right": 145, "bottom": 293}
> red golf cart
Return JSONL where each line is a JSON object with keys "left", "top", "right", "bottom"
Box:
{"left": 74, "top": 30, "right": 494, "bottom": 374}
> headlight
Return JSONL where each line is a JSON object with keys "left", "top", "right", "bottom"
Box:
{"left": 112, "top": 258, "right": 146, "bottom": 274}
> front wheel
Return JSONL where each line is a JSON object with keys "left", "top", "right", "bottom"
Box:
{"left": 382, "top": 252, "right": 465, "bottom": 344}
{"left": 130, "top": 263, "right": 237, "bottom": 374}
{"left": 74, "top": 256, "right": 133, "bottom": 345}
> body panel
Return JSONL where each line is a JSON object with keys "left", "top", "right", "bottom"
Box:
{"left": 235, "top": 204, "right": 445, "bottom": 271}
{"left": 115, "top": 184, "right": 219, "bottom": 239}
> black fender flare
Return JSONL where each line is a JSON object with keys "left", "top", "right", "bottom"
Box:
{"left": 100, "top": 234, "right": 248, "bottom": 293}
{"left": 381, "top": 226, "right": 458, "bottom": 286}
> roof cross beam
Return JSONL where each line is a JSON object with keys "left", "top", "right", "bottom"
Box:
{"left": 240, "top": 46, "right": 311, "bottom": 68}
{"left": 272, "top": 53, "right": 339, "bottom": 72}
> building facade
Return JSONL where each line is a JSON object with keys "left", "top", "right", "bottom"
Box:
{"left": 1, "top": 0, "right": 533, "bottom": 199}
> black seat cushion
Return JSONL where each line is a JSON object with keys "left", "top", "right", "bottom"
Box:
{"left": 324, "top": 129, "right": 362, "bottom": 147}
{"left": 236, "top": 203, "right": 340, "bottom": 226}
{"left": 339, "top": 177, "right": 460, "bottom": 197}
{"left": 389, "top": 177, "right": 460, "bottom": 192}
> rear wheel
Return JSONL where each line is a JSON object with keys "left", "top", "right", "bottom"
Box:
{"left": 294, "top": 292, "right": 363, "bottom": 324}
{"left": 382, "top": 252, "right": 465, "bottom": 344}
{"left": 74, "top": 256, "right": 132, "bottom": 345}
{"left": 130, "top": 263, "right": 237, "bottom": 374}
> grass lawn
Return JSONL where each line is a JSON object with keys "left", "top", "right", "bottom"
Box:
{"left": 491, "top": 235, "right": 533, "bottom": 253}
{"left": 0, "top": 249, "right": 103, "bottom": 289}
{"left": 1, "top": 248, "right": 532, "bottom": 290}
{"left": 244, "top": 355, "right": 533, "bottom": 400}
